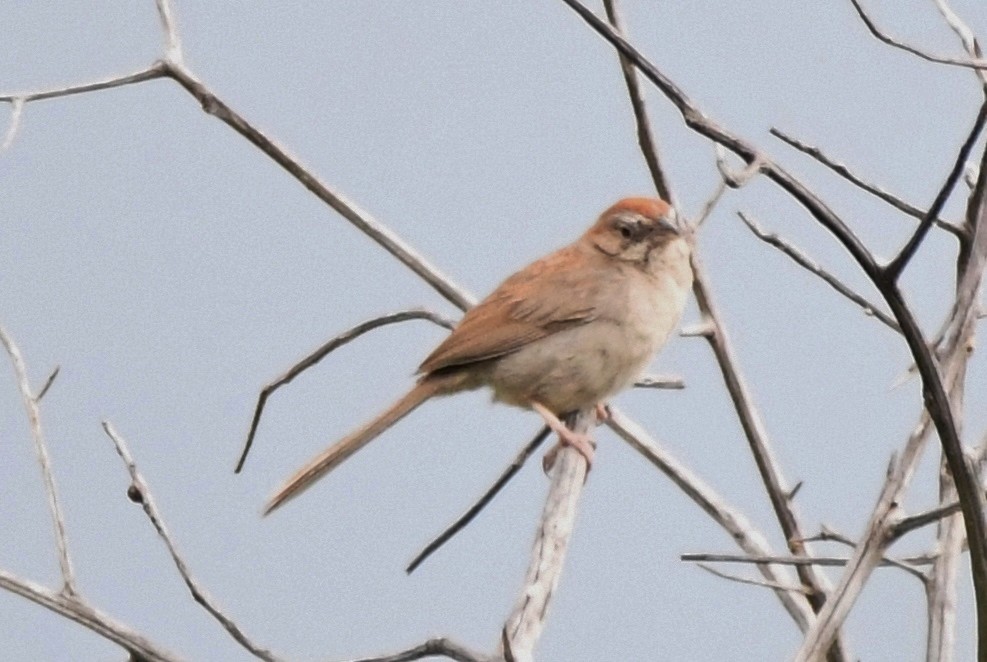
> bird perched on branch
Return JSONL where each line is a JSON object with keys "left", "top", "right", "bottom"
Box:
{"left": 265, "top": 197, "right": 693, "bottom": 514}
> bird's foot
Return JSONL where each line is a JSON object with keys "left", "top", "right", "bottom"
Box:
{"left": 541, "top": 428, "right": 595, "bottom": 473}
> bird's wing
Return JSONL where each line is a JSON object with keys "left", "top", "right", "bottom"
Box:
{"left": 418, "top": 244, "right": 610, "bottom": 374}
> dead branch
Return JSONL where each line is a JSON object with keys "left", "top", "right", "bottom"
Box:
{"left": 406, "top": 426, "right": 550, "bottom": 574}
{"left": 770, "top": 127, "right": 962, "bottom": 239}
{"left": 608, "top": 409, "right": 815, "bottom": 631}
{"left": 500, "top": 409, "right": 593, "bottom": 662}
{"left": 0, "top": 570, "right": 179, "bottom": 662}
{"left": 103, "top": 422, "right": 281, "bottom": 661}
{"left": 848, "top": 0, "right": 987, "bottom": 72}
{"left": 236, "top": 309, "right": 456, "bottom": 472}
{"left": 738, "top": 211, "right": 900, "bottom": 332}
{"left": 695, "top": 563, "right": 812, "bottom": 595}
{"left": 0, "top": 325, "right": 76, "bottom": 595}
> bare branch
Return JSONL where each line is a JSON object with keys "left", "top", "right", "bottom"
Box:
{"left": 0, "top": 325, "right": 76, "bottom": 596}
{"left": 696, "top": 563, "right": 814, "bottom": 595}
{"left": 1, "top": 97, "right": 24, "bottom": 153}
{"left": 34, "top": 365, "right": 60, "bottom": 402}
{"left": 739, "top": 211, "right": 901, "bottom": 332}
{"left": 894, "top": 501, "right": 964, "bottom": 540}
{"left": 236, "top": 309, "right": 456, "bottom": 472}
{"left": 691, "top": 146, "right": 765, "bottom": 231}
{"left": 792, "top": 456, "right": 907, "bottom": 661}
{"left": 601, "top": 0, "right": 674, "bottom": 205}
{"left": 848, "top": 0, "right": 987, "bottom": 71}
{"left": 933, "top": 0, "right": 985, "bottom": 77}
{"left": 803, "top": 524, "right": 927, "bottom": 582}
{"left": 339, "top": 637, "right": 486, "bottom": 662}
{"left": 0, "top": 64, "right": 167, "bottom": 104}
{"left": 693, "top": 178, "right": 728, "bottom": 230}
{"left": 153, "top": 0, "right": 183, "bottom": 64}
{"left": 607, "top": 408, "right": 815, "bottom": 631}
{"left": 0, "top": 569, "right": 179, "bottom": 661}
{"left": 501, "top": 409, "right": 593, "bottom": 661}
{"left": 159, "top": 61, "right": 477, "bottom": 314}
{"left": 407, "top": 427, "right": 550, "bottom": 574}
{"left": 102, "top": 422, "right": 281, "bottom": 661}
{"left": 885, "top": 97, "right": 987, "bottom": 279}
{"left": 633, "top": 374, "right": 685, "bottom": 390}
{"left": 770, "top": 127, "right": 963, "bottom": 238}
{"left": 689, "top": 255, "right": 838, "bottom": 617}
{"left": 682, "top": 552, "right": 934, "bottom": 568}
{"left": 717, "top": 149, "right": 766, "bottom": 189}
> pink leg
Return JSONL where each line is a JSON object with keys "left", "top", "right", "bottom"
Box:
{"left": 530, "top": 402, "right": 595, "bottom": 471}
{"left": 595, "top": 402, "right": 611, "bottom": 422}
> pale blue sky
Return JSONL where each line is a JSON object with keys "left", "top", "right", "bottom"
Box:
{"left": 2, "top": 2, "right": 985, "bottom": 660}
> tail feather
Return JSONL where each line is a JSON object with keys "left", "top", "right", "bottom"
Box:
{"left": 264, "top": 377, "right": 444, "bottom": 515}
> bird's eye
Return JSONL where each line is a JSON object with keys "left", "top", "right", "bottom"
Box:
{"left": 617, "top": 224, "right": 633, "bottom": 239}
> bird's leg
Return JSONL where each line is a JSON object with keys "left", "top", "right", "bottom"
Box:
{"left": 595, "top": 402, "right": 611, "bottom": 422}
{"left": 530, "top": 402, "right": 595, "bottom": 472}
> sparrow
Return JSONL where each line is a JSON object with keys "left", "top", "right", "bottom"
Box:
{"left": 264, "top": 197, "right": 692, "bottom": 514}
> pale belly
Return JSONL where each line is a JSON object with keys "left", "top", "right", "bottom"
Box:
{"left": 485, "top": 283, "right": 684, "bottom": 413}
{"left": 486, "top": 323, "right": 650, "bottom": 412}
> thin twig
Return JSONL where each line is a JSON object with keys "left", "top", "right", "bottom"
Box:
{"left": 0, "top": 64, "right": 167, "bottom": 104}
{"left": 1, "top": 97, "right": 24, "bottom": 152}
{"left": 340, "top": 637, "right": 486, "bottom": 662}
{"left": 406, "top": 426, "right": 550, "bottom": 574}
{"left": 682, "top": 552, "right": 934, "bottom": 568}
{"left": 236, "top": 309, "right": 456, "bottom": 472}
{"left": 153, "top": 0, "right": 183, "bottom": 64}
{"left": 804, "top": 524, "right": 926, "bottom": 582}
{"left": 0, "top": 325, "right": 76, "bottom": 596}
{"left": 0, "top": 569, "right": 179, "bottom": 662}
{"left": 739, "top": 211, "right": 901, "bottom": 332}
{"left": 717, "top": 150, "right": 766, "bottom": 189}
{"left": 632, "top": 374, "right": 685, "bottom": 390}
{"left": 770, "top": 127, "right": 963, "bottom": 239}
{"left": 934, "top": 0, "right": 987, "bottom": 91}
{"left": 692, "top": 146, "right": 763, "bottom": 230}
{"left": 894, "top": 501, "right": 964, "bottom": 540}
{"left": 696, "top": 563, "right": 812, "bottom": 595}
{"left": 848, "top": 0, "right": 987, "bottom": 71}
{"left": 102, "top": 422, "right": 281, "bottom": 661}
{"left": 602, "top": 0, "right": 674, "bottom": 205}
{"left": 35, "top": 365, "right": 60, "bottom": 402}
{"left": 885, "top": 97, "right": 987, "bottom": 279}
{"left": 693, "top": 178, "right": 728, "bottom": 230}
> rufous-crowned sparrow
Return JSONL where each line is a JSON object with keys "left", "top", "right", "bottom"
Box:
{"left": 265, "top": 197, "right": 692, "bottom": 514}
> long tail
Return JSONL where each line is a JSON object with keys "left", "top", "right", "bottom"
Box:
{"left": 263, "top": 377, "right": 446, "bottom": 515}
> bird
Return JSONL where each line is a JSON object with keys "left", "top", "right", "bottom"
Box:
{"left": 264, "top": 197, "right": 693, "bottom": 515}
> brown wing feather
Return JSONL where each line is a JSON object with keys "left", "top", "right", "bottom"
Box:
{"left": 418, "top": 244, "right": 605, "bottom": 374}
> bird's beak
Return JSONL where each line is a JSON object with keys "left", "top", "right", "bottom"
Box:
{"left": 654, "top": 209, "right": 680, "bottom": 236}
